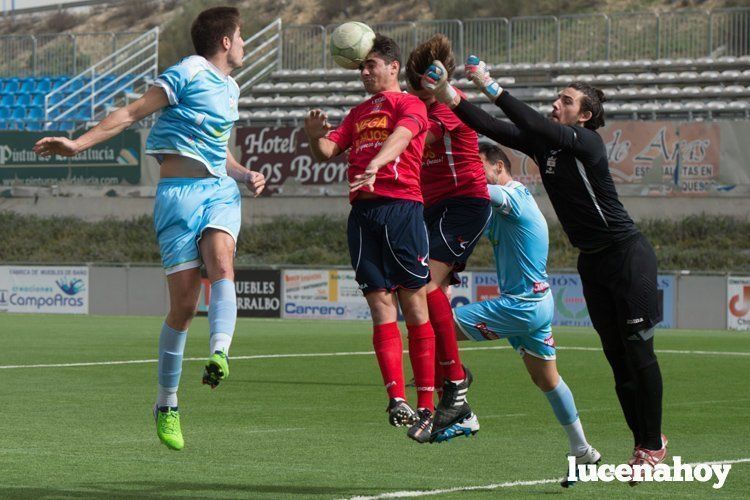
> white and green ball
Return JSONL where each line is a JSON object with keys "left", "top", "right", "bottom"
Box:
{"left": 330, "top": 22, "right": 376, "bottom": 70}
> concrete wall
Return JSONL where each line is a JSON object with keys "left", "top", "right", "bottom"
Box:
{"left": 86, "top": 265, "right": 736, "bottom": 330}
{"left": 90, "top": 266, "right": 168, "bottom": 316}
{"left": 675, "top": 274, "right": 728, "bottom": 330}
{"left": 2, "top": 193, "right": 748, "bottom": 224}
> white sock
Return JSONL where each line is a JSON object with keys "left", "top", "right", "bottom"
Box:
{"left": 209, "top": 333, "right": 232, "bottom": 355}
{"left": 157, "top": 385, "right": 178, "bottom": 408}
{"left": 563, "top": 418, "right": 590, "bottom": 456}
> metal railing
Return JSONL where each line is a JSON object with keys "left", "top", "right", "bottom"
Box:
{"left": 44, "top": 28, "right": 158, "bottom": 129}
{"left": 234, "top": 18, "right": 282, "bottom": 94}
{"left": 0, "top": 31, "right": 145, "bottom": 77}
{"left": 267, "top": 8, "right": 750, "bottom": 70}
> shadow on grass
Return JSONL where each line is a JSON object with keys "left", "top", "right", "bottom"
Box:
{"left": 233, "top": 378, "right": 381, "bottom": 388}
{"left": 0, "top": 480, "right": 387, "bottom": 498}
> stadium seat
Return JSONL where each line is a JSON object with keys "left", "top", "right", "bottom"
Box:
{"left": 3, "top": 78, "right": 19, "bottom": 94}
{"left": 19, "top": 78, "right": 36, "bottom": 93}
{"left": 15, "top": 94, "right": 31, "bottom": 107}
{"left": 35, "top": 78, "right": 51, "bottom": 93}
{"left": 31, "top": 92, "right": 46, "bottom": 107}
{"left": 10, "top": 106, "right": 26, "bottom": 120}
{"left": 1, "top": 94, "right": 14, "bottom": 106}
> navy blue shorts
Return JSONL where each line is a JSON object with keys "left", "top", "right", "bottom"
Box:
{"left": 424, "top": 197, "right": 492, "bottom": 284}
{"left": 347, "top": 198, "right": 430, "bottom": 294}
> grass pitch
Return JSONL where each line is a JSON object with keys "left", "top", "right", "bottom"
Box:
{"left": 0, "top": 314, "right": 748, "bottom": 498}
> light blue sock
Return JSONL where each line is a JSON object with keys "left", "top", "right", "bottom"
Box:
{"left": 209, "top": 278, "right": 236, "bottom": 355}
{"left": 157, "top": 322, "right": 187, "bottom": 408}
{"left": 544, "top": 377, "right": 578, "bottom": 425}
{"left": 545, "top": 377, "right": 589, "bottom": 454}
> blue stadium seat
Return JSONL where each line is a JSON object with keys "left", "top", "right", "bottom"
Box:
{"left": 10, "top": 106, "right": 26, "bottom": 120}
{"left": 19, "top": 78, "right": 36, "bottom": 93}
{"left": 0, "top": 93, "right": 14, "bottom": 106}
{"left": 31, "top": 93, "right": 45, "bottom": 107}
{"left": 15, "top": 93, "right": 31, "bottom": 107}
{"left": 27, "top": 106, "right": 44, "bottom": 120}
{"left": 3, "top": 78, "right": 19, "bottom": 94}
{"left": 57, "top": 121, "right": 75, "bottom": 131}
{"left": 52, "top": 76, "right": 69, "bottom": 91}
{"left": 36, "top": 78, "right": 51, "bottom": 93}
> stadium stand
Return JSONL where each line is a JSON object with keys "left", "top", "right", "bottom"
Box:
{"left": 237, "top": 54, "right": 750, "bottom": 123}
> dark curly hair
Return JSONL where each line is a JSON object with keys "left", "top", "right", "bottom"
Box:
{"left": 405, "top": 34, "right": 456, "bottom": 91}
{"left": 566, "top": 81, "right": 607, "bottom": 130}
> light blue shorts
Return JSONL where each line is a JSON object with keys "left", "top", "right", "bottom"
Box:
{"left": 153, "top": 176, "right": 241, "bottom": 275}
{"left": 454, "top": 292, "right": 556, "bottom": 360}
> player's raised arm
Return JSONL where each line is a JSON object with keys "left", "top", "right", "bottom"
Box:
{"left": 33, "top": 86, "right": 169, "bottom": 158}
{"left": 464, "top": 55, "right": 592, "bottom": 152}
{"left": 304, "top": 109, "right": 341, "bottom": 161}
{"left": 421, "top": 61, "right": 534, "bottom": 156}
{"left": 225, "top": 147, "right": 266, "bottom": 197}
{"left": 349, "top": 125, "right": 413, "bottom": 192}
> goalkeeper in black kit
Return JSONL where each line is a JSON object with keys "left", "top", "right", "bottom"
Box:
{"left": 421, "top": 55, "right": 666, "bottom": 484}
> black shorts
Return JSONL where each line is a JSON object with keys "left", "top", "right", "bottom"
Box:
{"left": 424, "top": 197, "right": 492, "bottom": 285}
{"left": 577, "top": 232, "right": 662, "bottom": 337}
{"left": 347, "top": 198, "right": 430, "bottom": 294}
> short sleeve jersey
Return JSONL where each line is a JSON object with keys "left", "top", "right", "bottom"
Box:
{"left": 486, "top": 182, "right": 550, "bottom": 300}
{"left": 327, "top": 91, "right": 427, "bottom": 203}
{"left": 145, "top": 55, "right": 240, "bottom": 177}
{"left": 421, "top": 91, "right": 490, "bottom": 207}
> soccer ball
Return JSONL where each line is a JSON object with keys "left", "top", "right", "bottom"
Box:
{"left": 330, "top": 22, "right": 376, "bottom": 70}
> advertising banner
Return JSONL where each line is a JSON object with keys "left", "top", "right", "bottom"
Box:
{"left": 549, "top": 273, "right": 673, "bottom": 328}
{"left": 448, "top": 272, "right": 473, "bottom": 308}
{"left": 236, "top": 126, "right": 348, "bottom": 196}
{"left": 197, "top": 269, "right": 281, "bottom": 318}
{"left": 500, "top": 121, "right": 724, "bottom": 197}
{"left": 0, "top": 130, "right": 141, "bottom": 186}
{"left": 727, "top": 276, "right": 750, "bottom": 331}
{"left": 0, "top": 266, "right": 88, "bottom": 314}
{"left": 231, "top": 121, "right": 735, "bottom": 197}
{"left": 282, "top": 269, "right": 371, "bottom": 320}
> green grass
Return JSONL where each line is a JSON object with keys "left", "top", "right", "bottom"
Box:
{"left": 1, "top": 212, "right": 749, "bottom": 272}
{"left": 0, "top": 315, "right": 748, "bottom": 498}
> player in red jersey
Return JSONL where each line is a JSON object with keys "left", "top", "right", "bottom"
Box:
{"left": 304, "top": 34, "right": 436, "bottom": 443}
{"left": 404, "top": 35, "right": 491, "bottom": 442}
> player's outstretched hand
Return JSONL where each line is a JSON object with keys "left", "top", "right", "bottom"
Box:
{"left": 421, "top": 60, "right": 458, "bottom": 106}
{"left": 464, "top": 55, "right": 503, "bottom": 103}
{"left": 304, "top": 109, "right": 332, "bottom": 140}
{"left": 349, "top": 162, "right": 379, "bottom": 193}
{"left": 33, "top": 136, "right": 80, "bottom": 157}
{"left": 244, "top": 170, "right": 266, "bottom": 197}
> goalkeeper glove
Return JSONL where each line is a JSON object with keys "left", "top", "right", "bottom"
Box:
{"left": 465, "top": 55, "right": 503, "bottom": 103}
{"left": 421, "top": 60, "right": 458, "bottom": 105}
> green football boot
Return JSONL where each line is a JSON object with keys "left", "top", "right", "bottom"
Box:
{"left": 202, "top": 350, "right": 229, "bottom": 389}
{"left": 154, "top": 405, "right": 184, "bottom": 451}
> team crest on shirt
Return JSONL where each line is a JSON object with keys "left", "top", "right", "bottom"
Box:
{"left": 417, "top": 254, "right": 429, "bottom": 267}
{"left": 475, "top": 322, "right": 500, "bottom": 340}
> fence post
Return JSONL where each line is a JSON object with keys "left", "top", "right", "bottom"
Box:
{"left": 655, "top": 14, "right": 661, "bottom": 59}
{"left": 277, "top": 20, "right": 283, "bottom": 71}
{"left": 321, "top": 25, "right": 327, "bottom": 69}
{"left": 31, "top": 35, "right": 37, "bottom": 77}
{"left": 605, "top": 14, "right": 611, "bottom": 61}
{"left": 456, "top": 20, "right": 464, "bottom": 63}
{"left": 507, "top": 19, "right": 513, "bottom": 63}
{"left": 555, "top": 16, "right": 560, "bottom": 61}
{"left": 707, "top": 10, "right": 713, "bottom": 57}
{"left": 71, "top": 33, "right": 76, "bottom": 75}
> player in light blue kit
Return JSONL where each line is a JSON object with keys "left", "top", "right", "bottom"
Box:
{"left": 435, "top": 143, "right": 600, "bottom": 486}
{"left": 33, "top": 7, "right": 265, "bottom": 451}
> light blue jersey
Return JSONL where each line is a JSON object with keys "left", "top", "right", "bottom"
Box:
{"left": 454, "top": 181, "right": 556, "bottom": 359}
{"left": 486, "top": 181, "right": 550, "bottom": 300}
{"left": 146, "top": 55, "right": 240, "bottom": 177}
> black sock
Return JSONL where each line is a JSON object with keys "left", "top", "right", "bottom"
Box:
{"left": 604, "top": 348, "right": 641, "bottom": 446}
{"left": 635, "top": 361, "right": 663, "bottom": 450}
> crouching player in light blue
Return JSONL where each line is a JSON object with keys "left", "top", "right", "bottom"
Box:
{"left": 440, "top": 143, "right": 599, "bottom": 486}
{"left": 33, "top": 7, "right": 265, "bottom": 451}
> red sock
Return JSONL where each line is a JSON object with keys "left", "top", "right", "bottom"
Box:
{"left": 373, "top": 322, "right": 405, "bottom": 400}
{"left": 427, "top": 288, "right": 465, "bottom": 381}
{"left": 407, "top": 321, "right": 436, "bottom": 411}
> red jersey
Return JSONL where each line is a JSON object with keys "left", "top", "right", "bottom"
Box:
{"left": 327, "top": 91, "right": 428, "bottom": 203}
{"left": 421, "top": 93, "right": 490, "bottom": 207}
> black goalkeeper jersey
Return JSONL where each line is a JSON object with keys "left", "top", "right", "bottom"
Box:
{"left": 454, "top": 93, "right": 638, "bottom": 253}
